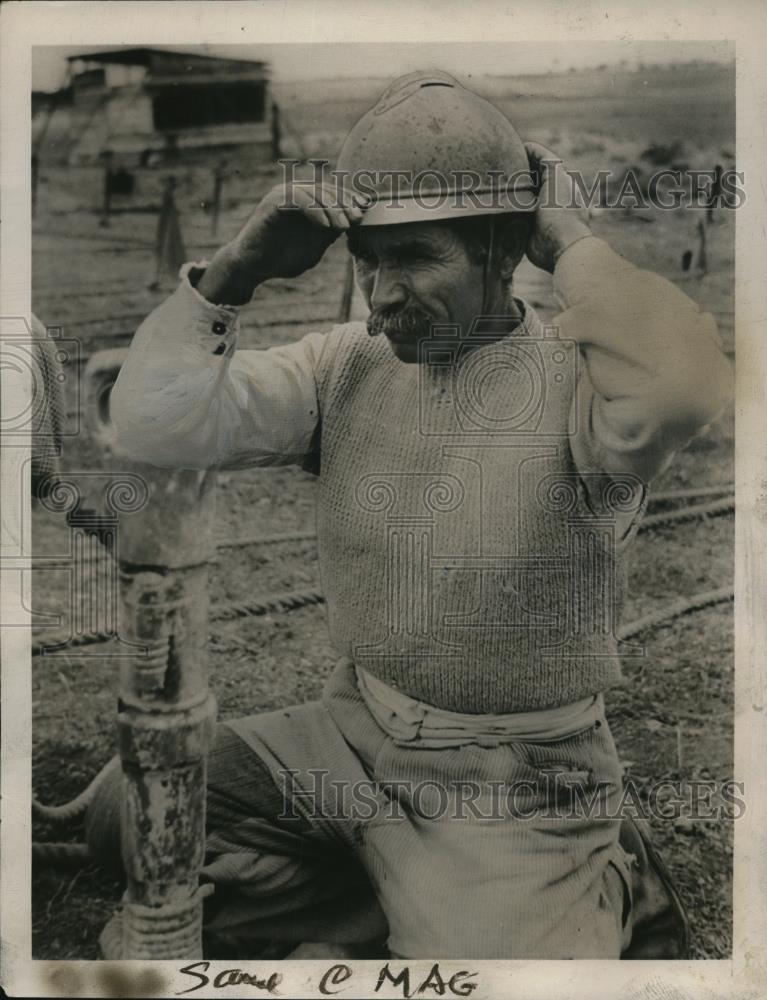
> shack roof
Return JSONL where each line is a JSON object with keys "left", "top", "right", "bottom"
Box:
{"left": 66, "top": 47, "right": 269, "bottom": 77}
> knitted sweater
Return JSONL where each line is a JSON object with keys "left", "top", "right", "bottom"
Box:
{"left": 111, "top": 237, "right": 733, "bottom": 712}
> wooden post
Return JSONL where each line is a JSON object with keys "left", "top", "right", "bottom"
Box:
{"left": 271, "top": 102, "right": 282, "bottom": 161}
{"left": 707, "top": 164, "right": 723, "bottom": 225}
{"left": 695, "top": 218, "right": 708, "bottom": 276}
{"left": 152, "top": 175, "right": 187, "bottom": 290}
{"left": 100, "top": 150, "right": 114, "bottom": 229}
{"left": 211, "top": 161, "right": 226, "bottom": 236}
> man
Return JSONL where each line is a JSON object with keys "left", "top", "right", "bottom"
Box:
{"left": 100, "top": 70, "right": 732, "bottom": 959}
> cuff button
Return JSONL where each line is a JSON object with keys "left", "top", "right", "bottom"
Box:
{"left": 212, "top": 321, "right": 227, "bottom": 335}
{"left": 212, "top": 342, "right": 227, "bottom": 356}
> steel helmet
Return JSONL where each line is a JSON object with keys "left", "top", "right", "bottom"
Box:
{"left": 336, "top": 69, "right": 537, "bottom": 225}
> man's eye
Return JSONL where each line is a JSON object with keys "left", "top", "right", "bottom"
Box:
{"left": 398, "top": 248, "right": 430, "bottom": 263}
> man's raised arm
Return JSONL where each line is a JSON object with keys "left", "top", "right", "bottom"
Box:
{"left": 525, "top": 143, "right": 734, "bottom": 485}
{"left": 554, "top": 237, "right": 732, "bottom": 484}
{"left": 110, "top": 182, "right": 369, "bottom": 470}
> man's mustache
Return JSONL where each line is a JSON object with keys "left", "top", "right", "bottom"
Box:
{"left": 367, "top": 304, "right": 432, "bottom": 339}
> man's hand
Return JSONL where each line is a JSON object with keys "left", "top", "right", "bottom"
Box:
{"left": 524, "top": 142, "right": 592, "bottom": 274}
{"left": 197, "top": 183, "right": 369, "bottom": 305}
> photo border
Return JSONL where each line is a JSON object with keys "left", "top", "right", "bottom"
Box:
{"left": 2, "top": 2, "right": 764, "bottom": 997}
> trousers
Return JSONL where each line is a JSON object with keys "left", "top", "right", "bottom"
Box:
{"left": 193, "top": 658, "right": 633, "bottom": 959}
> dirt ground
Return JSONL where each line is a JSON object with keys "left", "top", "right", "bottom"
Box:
{"left": 30, "top": 63, "right": 735, "bottom": 960}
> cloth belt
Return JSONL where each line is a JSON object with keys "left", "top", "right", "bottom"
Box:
{"left": 355, "top": 665, "right": 603, "bottom": 748}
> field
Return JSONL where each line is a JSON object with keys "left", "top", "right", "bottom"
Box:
{"left": 30, "top": 62, "right": 735, "bottom": 960}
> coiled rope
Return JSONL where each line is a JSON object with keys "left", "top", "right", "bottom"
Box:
{"left": 32, "top": 585, "right": 328, "bottom": 655}
{"left": 617, "top": 586, "right": 733, "bottom": 640}
{"left": 211, "top": 587, "right": 325, "bottom": 622}
{"left": 32, "top": 841, "right": 92, "bottom": 869}
{"left": 215, "top": 529, "right": 318, "bottom": 551}
{"left": 32, "top": 759, "right": 115, "bottom": 824}
{"left": 637, "top": 496, "right": 734, "bottom": 532}
{"left": 648, "top": 484, "right": 732, "bottom": 504}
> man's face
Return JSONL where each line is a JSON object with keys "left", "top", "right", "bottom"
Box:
{"left": 347, "top": 220, "right": 486, "bottom": 364}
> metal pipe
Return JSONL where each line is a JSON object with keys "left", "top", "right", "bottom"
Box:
{"left": 84, "top": 351, "right": 218, "bottom": 959}
{"left": 114, "top": 468, "right": 218, "bottom": 959}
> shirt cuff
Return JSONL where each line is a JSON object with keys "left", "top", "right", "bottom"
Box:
{"left": 176, "top": 261, "right": 240, "bottom": 358}
{"left": 553, "top": 236, "right": 631, "bottom": 309}
{"left": 181, "top": 261, "right": 241, "bottom": 313}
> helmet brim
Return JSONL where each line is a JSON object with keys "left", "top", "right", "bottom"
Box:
{"left": 358, "top": 188, "right": 538, "bottom": 226}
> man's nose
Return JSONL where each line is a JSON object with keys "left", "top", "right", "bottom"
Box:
{"left": 369, "top": 263, "right": 407, "bottom": 312}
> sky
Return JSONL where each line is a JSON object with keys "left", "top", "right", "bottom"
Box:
{"left": 32, "top": 40, "right": 733, "bottom": 92}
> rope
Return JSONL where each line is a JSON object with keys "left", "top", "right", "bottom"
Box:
{"left": 33, "top": 760, "right": 115, "bottom": 824}
{"left": 32, "top": 629, "right": 114, "bottom": 656}
{"left": 638, "top": 496, "right": 734, "bottom": 532}
{"left": 211, "top": 587, "right": 326, "bottom": 622}
{"left": 32, "top": 842, "right": 92, "bottom": 869}
{"left": 33, "top": 586, "right": 327, "bottom": 655}
{"left": 215, "top": 529, "right": 317, "bottom": 551}
{"left": 618, "top": 586, "right": 733, "bottom": 640}
{"left": 648, "top": 484, "right": 733, "bottom": 505}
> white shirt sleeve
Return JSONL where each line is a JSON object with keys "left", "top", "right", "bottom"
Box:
{"left": 553, "top": 237, "right": 733, "bottom": 485}
{"left": 110, "top": 263, "right": 330, "bottom": 470}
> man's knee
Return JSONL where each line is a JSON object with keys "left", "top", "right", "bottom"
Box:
{"left": 205, "top": 721, "right": 301, "bottom": 833}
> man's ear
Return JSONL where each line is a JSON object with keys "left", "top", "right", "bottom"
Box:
{"left": 498, "top": 251, "right": 519, "bottom": 283}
